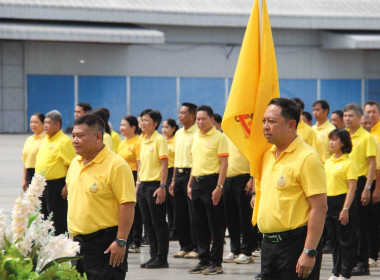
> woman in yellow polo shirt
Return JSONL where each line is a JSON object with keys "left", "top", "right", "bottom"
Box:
{"left": 22, "top": 113, "right": 45, "bottom": 191}
{"left": 325, "top": 129, "right": 358, "bottom": 280}
{"left": 162, "top": 118, "right": 179, "bottom": 240}
{"left": 118, "top": 115, "right": 142, "bottom": 253}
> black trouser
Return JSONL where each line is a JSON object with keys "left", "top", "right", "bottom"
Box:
{"left": 128, "top": 171, "right": 142, "bottom": 247}
{"left": 26, "top": 168, "right": 35, "bottom": 186}
{"left": 368, "top": 182, "right": 380, "bottom": 261}
{"left": 174, "top": 168, "right": 197, "bottom": 252}
{"left": 74, "top": 227, "right": 128, "bottom": 280}
{"left": 42, "top": 177, "right": 67, "bottom": 235}
{"left": 326, "top": 194, "right": 356, "bottom": 278}
{"left": 192, "top": 174, "right": 224, "bottom": 266}
{"left": 223, "top": 174, "right": 256, "bottom": 255}
{"left": 166, "top": 168, "right": 176, "bottom": 234}
{"left": 262, "top": 228, "right": 322, "bottom": 280}
{"left": 137, "top": 181, "right": 169, "bottom": 261}
{"left": 355, "top": 176, "right": 370, "bottom": 268}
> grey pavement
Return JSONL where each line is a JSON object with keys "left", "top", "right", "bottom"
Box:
{"left": 0, "top": 134, "right": 379, "bottom": 279}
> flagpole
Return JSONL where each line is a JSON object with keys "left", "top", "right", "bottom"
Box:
{"left": 259, "top": 0, "right": 262, "bottom": 46}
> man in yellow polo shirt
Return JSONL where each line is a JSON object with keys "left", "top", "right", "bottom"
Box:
{"left": 169, "top": 102, "right": 199, "bottom": 259}
{"left": 257, "top": 98, "right": 327, "bottom": 280}
{"left": 67, "top": 114, "right": 136, "bottom": 279}
{"left": 312, "top": 100, "right": 336, "bottom": 158}
{"left": 364, "top": 100, "right": 380, "bottom": 141}
{"left": 35, "top": 110, "right": 76, "bottom": 235}
{"left": 186, "top": 105, "right": 228, "bottom": 275}
{"left": 343, "top": 103, "right": 377, "bottom": 275}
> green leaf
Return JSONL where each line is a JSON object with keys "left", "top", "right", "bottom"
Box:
{"left": 39, "top": 256, "right": 82, "bottom": 273}
{"left": 28, "top": 213, "right": 39, "bottom": 228}
{"left": 3, "top": 234, "right": 11, "bottom": 248}
{"left": 27, "top": 244, "right": 40, "bottom": 270}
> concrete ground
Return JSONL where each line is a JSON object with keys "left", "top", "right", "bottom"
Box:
{"left": 0, "top": 134, "right": 379, "bottom": 279}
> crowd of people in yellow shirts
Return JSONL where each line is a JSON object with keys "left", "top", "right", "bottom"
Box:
{"left": 21, "top": 98, "right": 380, "bottom": 278}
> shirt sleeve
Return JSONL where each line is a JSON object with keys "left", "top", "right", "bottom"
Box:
{"left": 60, "top": 138, "right": 76, "bottom": 166}
{"left": 217, "top": 134, "right": 229, "bottom": 157}
{"left": 346, "top": 159, "right": 358, "bottom": 181}
{"left": 300, "top": 152, "right": 327, "bottom": 197}
{"left": 110, "top": 163, "right": 137, "bottom": 204}
{"left": 366, "top": 134, "right": 378, "bottom": 158}
{"left": 157, "top": 136, "right": 169, "bottom": 160}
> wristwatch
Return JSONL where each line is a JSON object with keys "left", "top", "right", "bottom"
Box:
{"left": 115, "top": 237, "right": 127, "bottom": 247}
{"left": 365, "top": 185, "right": 372, "bottom": 190}
{"left": 217, "top": 184, "right": 223, "bottom": 189}
{"left": 160, "top": 184, "right": 166, "bottom": 188}
{"left": 303, "top": 248, "right": 317, "bottom": 258}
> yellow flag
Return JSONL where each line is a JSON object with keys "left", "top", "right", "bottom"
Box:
{"left": 221, "top": 0, "right": 280, "bottom": 225}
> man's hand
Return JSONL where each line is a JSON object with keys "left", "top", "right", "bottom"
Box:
{"left": 104, "top": 241, "right": 126, "bottom": 267}
{"left": 372, "top": 188, "right": 380, "bottom": 204}
{"left": 153, "top": 186, "right": 166, "bottom": 204}
{"left": 296, "top": 252, "right": 315, "bottom": 279}
{"left": 187, "top": 185, "right": 192, "bottom": 200}
{"left": 169, "top": 181, "right": 175, "bottom": 196}
{"left": 22, "top": 181, "right": 27, "bottom": 192}
{"left": 245, "top": 178, "right": 253, "bottom": 195}
{"left": 250, "top": 194, "right": 255, "bottom": 209}
{"left": 339, "top": 209, "right": 349, "bottom": 225}
{"left": 361, "top": 189, "right": 371, "bottom": 206}
{"left": 212, "top": 187, "right": 222, "bottom": 206}
{"left": 61, "top": 185, "right": 68, "bottom": 200}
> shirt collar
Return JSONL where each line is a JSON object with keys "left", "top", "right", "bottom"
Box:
{"left": 350, "top": 126, "right": 365, "bottom": 138}
{"left": 48, "top": 130, "right": 63, "bottom": 142}
{"left": 298, "top": 120, "right": 306, "bottom": 129}
{"left": 77, "top": 145, "right": 109, "bottom": 165}
{"left": 143, "top": 130, "right": 159, "bottom": 143}
{"left": 372, "top": 120, "right": 380, "bottom": 133}
{"left": 269, "top": 135, "right": 302, "bottom": 155}
{"left": 184, "top": 124, "right": 197, "bottom": 133}
{"left": 199, "top": 126, "right": 217, "bottom": 137}
{"left": 329, "top": 153, "right": 349, "bottom": 162}
{"left": 316, "top": 119, "right": 331, "bottom": 129}
{"left": 34, "top": 132, "right": 46, "bottom": 139}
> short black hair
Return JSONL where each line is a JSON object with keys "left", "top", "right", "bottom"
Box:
{"left": 331, "top": 110, "right": 343, "bottom": 120}
{"left": 99, "top": 107, "right": 110, "bottom": 120}
{"left": 291, "top": 98, "right": 305, "bottom": 112}
{"left": 328, "top": 128, "right": 352, "bottom": 154}
{"left": 302, "top": 111, "right": 312, "bottom": 123}
{"left": 32, "top": 112, "right": 45, "bottom": 123}
{"left": 269, "top": 98, "right": 300, "bottom": 127}
{"left": 140, "top": 109, "right": 162, "bottom": 130}
{"left": 313, "top": 100, "right": 330, "bottom": 114}
{"left": 73, "top": 114, "right": 105, "bottom": 136}
{"left": 92, "top": 108, "right": 111, "bottom": 134}
{"left": 164, "top": 118, "right": 179, "bottom": 135}
{"left": 364, "top": 100, "right": 380, "bottom": 110}
{"left": 182, "top": 102, "right": 197, "bottom": 115}
{"left": 77, "top": 102, "right": 92, "bottom": 112}
{"left": 196, "top": 105, "right": 214, "bottom": 118}
{"left": 214, "top": 114, "right": 222, "bottom": 124}
{"left": 122, "top": 115, "right": 139, "bottom": 134}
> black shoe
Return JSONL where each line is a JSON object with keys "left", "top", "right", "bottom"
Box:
{"left": 187, "top": 263, "right": 209, "bottom": 274}
{"left": 141, "top": 238, "right": 150, "bottom": 247}
{"left": 254, "top": 273, "right": 262, "bottom": 280}
{"left": 351, "top": 266, "right": 370, "bottom": 276}
{"left": 145, "top": 259, "right": 169, "bottom": 269}
{"left": 202, "top": 264, "right": 223, "bottom": 275}
{"left": 140, "top": 258, "right": 155, "bottom": 268}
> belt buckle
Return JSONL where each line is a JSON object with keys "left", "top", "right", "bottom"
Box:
{"left": 195, "top": 176, "right": 203, "bottom": 182}
{"left": 178, "top": 169, "right": 184, "bottom": 174}
{"left": 268, "top": 234, "right": 282, "bottom": 243}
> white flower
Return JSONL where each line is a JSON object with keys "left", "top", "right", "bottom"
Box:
{"left": 12, "top": 197, "right": 29, "bottom": 241}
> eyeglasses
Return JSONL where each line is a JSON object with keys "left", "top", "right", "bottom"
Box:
{"left": 140, "top": 119, "right": 152, "bottom": 124}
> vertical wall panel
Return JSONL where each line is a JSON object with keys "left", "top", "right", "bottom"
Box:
{"left": 321, "top": 79, "right": 361, "bottom": 113}
{"left": 130, "top": 77, "right": 177, "bottom": 121}
{"left": 78, "top": 76, "right": 126, "bottom": 131}
{"left": 279, "top": 79, "right": 317, "bottom": 114}
{"left": 27, "top": 75, "right": 74, "bottom": 130}
{"left": 366, "top": 80, "right": 380, "bottom": 103}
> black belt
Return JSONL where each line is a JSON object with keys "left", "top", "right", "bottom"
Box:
{"left": 177, "top": 168, "right": 191, "bottom": 174}
{"left": 194, "top": 173, "right": 218, "bottom": 182}
{"left": 75, "top": 226, "right": 118, "bottom": 243}
{"left": 263, "top": 226, "right": 307, "bottom": 243}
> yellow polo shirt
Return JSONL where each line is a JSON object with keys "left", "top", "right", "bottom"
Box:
{"left": 257, "top": 136, "right": 326, "bottom": 233}
{"left": 227, "top": 137, "right": 250, "bottom": 177}
{"left": 22, "top": 132, "right": 46, "bottom": 169}
{"left": 103, "top": 133, "right": 113, "bottom": 151}
{"left": 376, "top": 139, "right": 380, "bottom": 171}
{"left": 325, "top": 154, "right": 358, "bottom": 197}
{"left": 298, "top": 120, "right": 326, "bottom": 162}
{"left": 117, "top": 135, "right": 140, "bottom": 171}
{"left": 111, "top": 130, "right": 121, "bottom": 153}
{"left": 35, "top": 130, "right": 76, "bottom": 180}
{"left": 349, "top": 126, "right": 377, "bottom": 177}
{"left": 66, "top": 146, "right": 136, "bottom": 236}
{"left": 166, "top": 136, "right": 175, "bottom": 168}
{"left": 371, "top": 120, "right": 380, "bottom": 142}
{"left": 139, "top": 130, "right": 168, "bottom": 182}
{"left": 174, "top": 124, "right": 198, "bottom": 168}
{"left": 191, "top": 126, "right": 229, "bottom": 177}
{"left": 313, "top": 120, "right": 336, "bottom": 159}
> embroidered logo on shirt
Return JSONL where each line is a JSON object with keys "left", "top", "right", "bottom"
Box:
{"left": 89, "top": 182, "right": 99, "bottom": 193}
{"left": 321, "top": 133, "right": 326, "bottom": 139}
{"left": 149, "top": 147, "right": 154, "bottom": 153}
{"left": 277, "top": 175, "right": 286, "bottom": 188}
{"left": 188, "top": 137, "right": 193, "bottom": 143}
{"left": 205, "top": 142, "right": 211, "bottom": 148}
{"left": 354, "top": 140, "right": 359, "bottom": 146}
{"left": 49, "top": 145, "right": 54, "bottom": 150}
{"left": 336, "top": 164, "right": 343, "bottom": 170}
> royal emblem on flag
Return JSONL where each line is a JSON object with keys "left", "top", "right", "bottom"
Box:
{"left": 235, "top": 114, "right": 254, "bottom": 138}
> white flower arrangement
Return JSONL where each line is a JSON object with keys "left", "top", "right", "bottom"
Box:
{"left": 0, "top": 172, "right": 85, "bottom": 279}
